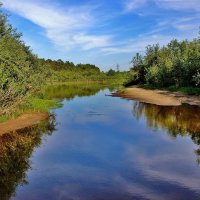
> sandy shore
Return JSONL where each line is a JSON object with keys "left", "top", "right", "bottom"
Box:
{"left": 0, "top": 112, "right": 49, "bottom": 136}
{"left": 112, "top": 86, "right": 200, "bottom": 106}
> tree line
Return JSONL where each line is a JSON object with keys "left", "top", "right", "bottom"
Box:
{"left": 0, "top": 9, "right": 127, "bottom": 114}
{"left": 127, "top": 32, "right": 200, "bottom": 88}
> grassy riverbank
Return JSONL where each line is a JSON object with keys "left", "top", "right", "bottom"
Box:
{"left": 0, "top": 98, "right": 61, "bottom": 123}
{"left": 0, "top": 80, "right": 124, "bottom": 124}
{"left": 0, "top": 80, "right": 123, "bottom": 134}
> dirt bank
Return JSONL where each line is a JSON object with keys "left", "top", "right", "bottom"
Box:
{"left": 0, "top": 112, "right": 49, "bottom": 136}
{"left": 112, "top": 86, "right": 200, "bottom": 106}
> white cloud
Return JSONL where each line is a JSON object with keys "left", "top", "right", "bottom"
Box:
{"left": 155, "top": 0, "right": 200, "bottom": 11}
{"left": 124, "top": 0, "right": 200, "bottom": 12}
{"left": 101, "top": 24, "right": 199, "bottom": 55}
{"left": 117, "top": 0, "right": 200, "bottom": 56}
{"left": 2, "top": 0, "right": 92, "bottom": 29}
{"left": 144, "top": 16, "right": 199, "bottom": 36}
{"left": 125, "top": 143, "right": 200, "bottom": 193}
{"left": 124, "top": 0, "right": 147, "bottom": 11}
{"left": 1, "top": 0, "right": 112, "bottom": 51}
{"left": 101, "top": 34, "right": 176, "bottom": 54}
{"left": 1, "top": 0, "right": 199, "bottom": 69}
{"left": 73, "top": 33, "right": 112, "bottom": 50}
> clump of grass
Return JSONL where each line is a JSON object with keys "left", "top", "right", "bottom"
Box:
{"left": 0, "top": 98, "right": 62, "bottom": 123}
{"left": 175, "top": 87, "right": 200, "bottom": 96}
{"left": 0, "top": 116, "right": 8, "bottom": 123}
{"left": 21, "top": 98, "right": 63, "bottom": 112}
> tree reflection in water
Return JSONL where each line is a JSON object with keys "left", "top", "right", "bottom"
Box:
{"left": 44, "top": 83, "right": 117, "bottom": 100}
{"left": 132, "top": 102, "right": 200, "bottom": 164}
{"left": 0, "top": 114, "right": 56, "bottom": 200}
{"left": 45, "top": 83, "right": 106, "bottom": 100}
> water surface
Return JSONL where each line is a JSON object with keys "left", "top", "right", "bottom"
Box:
{"left": 1, "top": 84, "right": 200, "bottom": 200}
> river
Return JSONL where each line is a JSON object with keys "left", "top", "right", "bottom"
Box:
{"left": 1, "top": 83, "right": 200, "bottom": 200}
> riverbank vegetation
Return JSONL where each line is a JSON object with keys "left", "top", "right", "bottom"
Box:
{"left": 126, "top": 32, "right": 200, "bottom": 95}
{"left": 0, "top": 8, "right": 128, "bottom": 117}
{"left": 38, "top": 59, "right": 128, "bottom": 83}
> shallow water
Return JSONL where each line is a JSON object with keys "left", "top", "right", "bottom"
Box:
{"left": 1, "top": 84, "right": 200, "bottom": 200}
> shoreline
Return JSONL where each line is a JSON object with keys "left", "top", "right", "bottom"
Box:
{"left": 0, "top": 112, "right": 49, "bottom": 136}
{"left": 112, "top": 86, "right": 200, "bottom": 106}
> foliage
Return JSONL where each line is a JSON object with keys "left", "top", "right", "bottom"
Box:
{"left": 106, "top": 69, "right": 116, "bottom": 76}
{"left": 0, "top": 10, "right": 48, "bottom": 114}
{"left": 125, "top": 52, "right": 146, "bottom": 86}
{"left": 20, "top": 98, "right": 63, "bottom": 112}
{"left": 126, "top": 34, "right": 200, "bottom": 89}
{"left": 39, "top": 58, "right": 128, "bottom": 83}
{"left": 193, "top": 71, "right": 200, "bottom": 86}
{"left": 0, "top": 8, "right": 128, "bottom": 115}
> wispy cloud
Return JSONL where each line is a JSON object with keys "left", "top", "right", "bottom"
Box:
{"left": 118, "top": 0, "right": 200, "bottom": 56}
{"left": 124, "top": 0, "right": 147, "bottom": 11}
{"left": 73, "top": 33, "right": 112, "bottom": 50}
{"left": 101, "top": 21, "right": 199, "bottom": 55}
{"left": 141, "top": 16, "right": 199, "bottom": 37}
{"left": 1, "top": 0, "right": 112, "bottom": 51}
{"left": 1, "top": 0, "right": 199, "bottom": 69}
{"left": 101, "top": 34, "right": 174, "bottom": 54}
{"left": 155, "top": 0, "right": 200, "bottom": 11}
{"left": 124, "top": 0, "right": 200, "bottom": 12}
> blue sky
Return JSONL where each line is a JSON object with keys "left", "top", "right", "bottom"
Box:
{"left": 1, "top": 0, "right": 200, "bottom": 71}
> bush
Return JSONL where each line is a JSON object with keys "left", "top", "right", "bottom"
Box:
{"left": 127, "top": 34, "right": 200, "bottom": 88}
